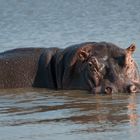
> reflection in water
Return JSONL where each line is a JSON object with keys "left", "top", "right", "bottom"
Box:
{"left": 127, "top": 94, "right": 138, "bottom": 126}
{"left": 0, "top": 89, "right": 140, "bottom": 140}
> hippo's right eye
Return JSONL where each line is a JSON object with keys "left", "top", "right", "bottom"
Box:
{"left": 114, "top": 55, "right": 125, "bottom": 67}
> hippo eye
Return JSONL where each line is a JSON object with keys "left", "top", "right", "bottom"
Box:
{"left": 88, "top": 61, "right": 92, "bottom": 67}
{"left": 114, "top": 55, "right": 125, "bottom": 67}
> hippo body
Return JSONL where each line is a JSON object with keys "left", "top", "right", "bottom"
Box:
{"left": 0, "top": 42, "right": 140, "bottom": 94}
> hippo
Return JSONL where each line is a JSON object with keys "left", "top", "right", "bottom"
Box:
{"left": 0, "top": 42, "right": 140, "bottom": 94}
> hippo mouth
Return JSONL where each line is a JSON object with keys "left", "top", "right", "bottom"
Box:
{"left": 90, "top": 83, "right": 138, "bottom": 94}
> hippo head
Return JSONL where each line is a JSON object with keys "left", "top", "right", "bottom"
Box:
{"left": 67, "top": 42, "right": 140, "bottom": 94}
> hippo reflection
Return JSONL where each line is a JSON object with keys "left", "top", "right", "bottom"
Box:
{"left": 0, "top": 42, "right": 140, "bottom": 94}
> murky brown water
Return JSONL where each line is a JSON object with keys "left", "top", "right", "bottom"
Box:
{"left": 0, "top": 89, "right": 140, "bottom": 140}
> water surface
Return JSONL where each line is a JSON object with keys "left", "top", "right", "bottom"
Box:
{"left": 0, "top": 89, "right": 140, "bottom": 140}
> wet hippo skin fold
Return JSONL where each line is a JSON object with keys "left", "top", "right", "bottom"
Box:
{"left": 0, "top": 42, "right": 140, "bottom": 94}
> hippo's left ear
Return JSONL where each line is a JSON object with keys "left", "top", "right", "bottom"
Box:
{"left": 126, "top": 43, "right": 136, "bottom": 54}
{"left": 70, "top": 44, "right": 93, "bottom": 66}
{"left": 78, "top": 50, "right": 89, "bottom": 61}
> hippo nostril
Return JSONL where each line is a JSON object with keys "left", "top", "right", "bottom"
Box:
{"left": 129, "top": 85, "right": 137, "bottom": 93}
{"left": 105, "top": 87, "right": 112, "bottom": 94}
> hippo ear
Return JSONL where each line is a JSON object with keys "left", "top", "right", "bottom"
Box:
{"left": 70, "top": 44, "right": 93, "bottom": 66}
{"left": 126, "top": 43, "right": 136, "bottom": 54}
{"left": 125, "top": 43, "right": 136, "bottom": 66}
{"left": 78, "top": 50, "right": 89, "bottom": 61}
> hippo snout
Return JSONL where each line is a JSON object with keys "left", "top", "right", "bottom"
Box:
{"left": 104, "top": 84, "right": 138, "bottom": 94}
{"left": 91, "top": 85, "right": 117, "bottom": 94}
{"left": 128, "top": 85, "right": 137, "bottom": 93}
{"left": 104, "top": 87, "right": 113, "bottom": 94}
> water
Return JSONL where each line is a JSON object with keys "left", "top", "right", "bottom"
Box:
{"left": 0, "top": 0, "right": 140, "bottom": 139}
{"left": 0, "top": 89, "right": 140, "bottom": 140}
